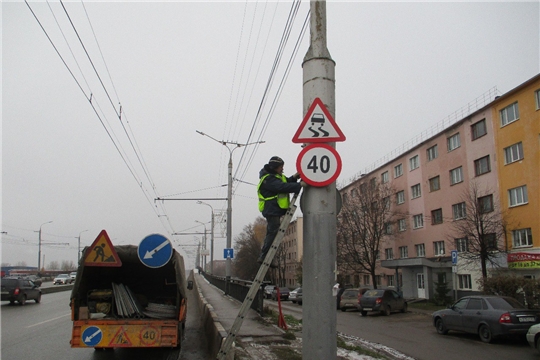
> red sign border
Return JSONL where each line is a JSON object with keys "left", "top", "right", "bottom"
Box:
{"left": 296, "top": 144, "right": 342, "bottom": 187}
{"left": 292, "top": 97, "right": 346, "bottom": 143}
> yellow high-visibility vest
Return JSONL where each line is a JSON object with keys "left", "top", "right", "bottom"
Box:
{"left": 257, "top": 174, "right": 290, "bottom": 212}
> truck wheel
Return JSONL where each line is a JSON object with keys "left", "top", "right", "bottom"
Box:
{"left": 35, "top": 293, "right": 41, "bottom": 303}
{"left": 19, "top": 295, "right": 27, "bottom": 305}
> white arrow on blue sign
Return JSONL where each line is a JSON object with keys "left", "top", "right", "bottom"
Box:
{"left": 138, "top": 234, "right": 173, "bottom": 268}
{"left": 224, "top": 248, "right": 234, "bottom": 259}
{"left": 451, "top": 250, "right": 458, "bottom": 265}
{"left": 82, "top": 326, "right": 102, "bottom": 347}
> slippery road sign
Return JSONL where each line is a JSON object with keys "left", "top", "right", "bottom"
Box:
{"left": 138, "top": 234, "right": 173, "bottom": 268}
{"left": 292, "top": 98, "right": 346, "bottom": 143}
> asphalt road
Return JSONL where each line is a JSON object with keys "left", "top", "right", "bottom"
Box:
{"left": 1, "top": 290, "right": 210, "bottom": 360}
{"left": 267, "top": 299, "right": 539, "bottom": 360}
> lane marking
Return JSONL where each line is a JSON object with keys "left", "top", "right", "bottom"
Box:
{"left": 27, "top": 313, "right": 70, "bottom": 328}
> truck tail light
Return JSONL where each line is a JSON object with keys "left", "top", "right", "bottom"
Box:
{"left": 376, "top": 297, "right": 382, "bottom": 304}
{"left": 499, "top": 313, "right": 512, "bottom": 323}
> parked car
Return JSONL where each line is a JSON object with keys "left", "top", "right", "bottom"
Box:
{"left": 1, "top": 278, "right": 42, "bottom": 305}
{"left": 290, "top": 287, "right": 302, "bottom": 304}
{"left": 527, "top": 323, "right": 540, "bottom": 352}
{"left": 356, "top": 287, "right": 371, "bottom": 306}
{"left": 296, "top": 288, "right": 303, "bottom": 305}
{"left": 69, "top": 272, "right": 77, "bottom": 280}
{"left": 433, "top": 295, "right": 540, "bottom": 343}
{"left": 340, "top": 288, "right": 360, "bottom": 312}
{"left": 24, "top": 275, "right": 42, "bottom": 287}
{"left": 358, "top": 289, "right": 407, "bottom": 316}
{"left": 264, "top": 285, "right": 275, "bottom": 299}
{"left": 271, "top": 287, "right": 290, "bottom": 301}
{"left": 53, "top": 274, "right": 72, "bottom": 285}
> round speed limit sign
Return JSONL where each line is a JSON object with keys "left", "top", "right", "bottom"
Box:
{"left": 296, "top": 144, "right": 342, "bottom": 187}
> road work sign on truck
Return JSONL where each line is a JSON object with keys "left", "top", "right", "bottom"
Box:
{"left": 70, "top": 231, "right": 192, "bottom": 350}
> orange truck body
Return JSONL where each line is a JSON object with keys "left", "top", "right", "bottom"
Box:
{"left": 70, "top": 245, "right": 189, "bottom": 349}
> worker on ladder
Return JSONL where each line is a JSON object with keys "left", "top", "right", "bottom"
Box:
{"left": 257, "top": 156, "right": 303, "bottom": 268}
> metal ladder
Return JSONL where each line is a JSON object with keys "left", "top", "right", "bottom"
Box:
{"left": 216, "top": 193, "right": 299, "bottom": 360}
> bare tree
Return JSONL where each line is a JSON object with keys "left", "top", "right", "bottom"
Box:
{"left": 61, "top": 260, "right": 75, "bottom": 271}
{"left": 337, "top": 178, "right": 403, "bottom": 288}
{"left": 232, "top": 217, "right": 266, "bottom": 280}
{"left": 49, "top": 260, "right": 59, "bottom": 270}
{"left": 449, "top": 180, "right": 509, "bottom": 282}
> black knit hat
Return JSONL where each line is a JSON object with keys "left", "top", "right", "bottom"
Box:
{"left": 268, "top": 156, "right": 284, "bottom": 169}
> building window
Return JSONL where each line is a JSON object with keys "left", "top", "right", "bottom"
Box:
{"left": 363, "top": 275, "right": 370, "bottom": 285}
{"left": 431, "top": 209, "right": 443, "bottom": 225}
{"left": 450, "top": 166, "right": 463, "bottom": 185}
{"left": 474, "top": 155, "right": 491, "bottom": 176}
{"left": 513, "top": 228, "right": 533, "bottom": 248}
{"left": 471, "top": 119, "right": 487, "bottom": 140}
{"left": 536, "top": 89, "right": 540, "bottom": 110}
{"left": 370, "top": 178, "right": 376, "bottom": 189}
{"left": 394, "top": 163, "right": 403, "bottom": 178}
{"left": 429, "top": 176, "right": 440, "bottom": 192}
{"left": 376, "top": 250, "right": 380, "bottom": 260}
{"left": 413, "top": 214, "right": 424, "bottom": 229}
{"left": 387, "top": 275, "right": 395, "bottom": 287}
{"left": 411, "top": 184, "right": 422, "bottom": 199}
{"left": 415, "top": 244, "right": 425, "bottom": 257}
{"left": 409, "top": 155, "right": 419, "bottom": 170}
{"left": 452, "top": 202, "right": 467, "bottom": 220}
{"left": 456, "top": 238, "right": 468, "bottom": 252}
{"left": 398, "top": 219, "right": 406, "bottom": 232}
{"left": 385, "top": 248, "right": 394, "bottom": 260}
{"left": 458, "top": 274, "right": 472, "bottom": 290}
{"left": 508, "top": 185, "right": 528, "bottom": 206}
{"left": 381, "top": 171, "right": 389, "bottom": 184}
{"left": 500, "top": 102, "right": 519, "bottom": 126}
{"left": 447, "top": 133, "right": 461, "bottom": 151}
{"left": 504, "top": 142, "right": 524, "bottom": 164}
{"left": 383, "top": 196, "right": 390, "bottom": 210}
{"left": 385, "top": 222, "right": 393, "bottom": 235}
{"left": 396, "top": 190, "right": 405, "bottom": 204}
{"left": 427, "top": 145, "right": 438, "bottom": 161}
{"left": 478, "top": 195, "right": 493, "bottom": 213}
{"left": 484, "top": 233, "right": 497, "bottom": 251}
{"left": 434, "top": 241, "right": 445, "bottom": 256}
{"left": 399, "top": 246, "right": 408, "bottom": 259}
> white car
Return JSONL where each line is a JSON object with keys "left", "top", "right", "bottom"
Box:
{"left": 527, "top": 323, "right": 540, "bottom": 353}
{"left": 69, "top": 272, "right": 77, "bottom": 280}
{"left": 53, "top": 274, "right": 72, "bottom": 285}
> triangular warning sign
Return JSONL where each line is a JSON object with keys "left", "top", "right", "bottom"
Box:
{"left": 83, "top": 230, "right": 122, "bottom": 267}
{"left": 292, "top": 97, "right": 346, "bottom": 143}
{"left": 108, "top": 326, "right": 133, "bottom": 347}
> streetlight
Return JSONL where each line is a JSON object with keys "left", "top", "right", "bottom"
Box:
{"left": 196, "top": 130, "right": 264, "bottom": 293}
{"left": 37, "top": 221, "right": 53, "bottom": 275}
{"left": 197, "top": 201, "right": 215, "bottom": 274}
{"left": 195, "top": 220, "right": 207, "bottom": 272}
{"left": 77, "top": 230, "right": 89, "bottom": 264}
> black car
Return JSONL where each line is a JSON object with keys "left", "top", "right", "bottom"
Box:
{"left": 24, "top": 275, "right": 42, "bottom": 287}
{"left": 433, "top": 295, "right": 540, "bottom": 343}
{"left": 271, "top": 287, "right": 290, "bottom": 301}
{"left": 1, "top": 278, "right": 42, "bottom": 305}
{"left": 358, "top": 289, "right": 407, "bottom": 316}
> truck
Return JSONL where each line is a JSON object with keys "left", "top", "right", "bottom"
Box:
{"left": 69, "top": 241, "right": 192, "bottom": 350}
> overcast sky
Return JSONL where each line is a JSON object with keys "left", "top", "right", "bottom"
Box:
{"left": 2, "top": 1, "right": 539, "bottom": 271}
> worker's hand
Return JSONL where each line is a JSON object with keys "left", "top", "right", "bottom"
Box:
{"left": 300, "top": 181, "right": 308, "bottom": 188}
{"left": 293, "top": 172, "right": 301, "bottom": 180}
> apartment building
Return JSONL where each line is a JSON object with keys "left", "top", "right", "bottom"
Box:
{"left": 283, "top": 217, "right": 303, "bottom": 288}
{"left": 338, "top": 74, "right": 539, "bottom": 300}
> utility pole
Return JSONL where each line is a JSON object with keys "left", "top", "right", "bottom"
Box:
{"left": 197, "top": 201, "right": 215, "bottom": 274}
{"left": 196, "top": 130, "right": 264, "bottom": 294}
{"left": 302, "top": 1, "right": 337, "bottom": 359}
{"left": 195, "top": 220, "right": 208, "bottom": 272}
{"left": 36, "top": 221, "right": 53, "bottom": 276}
{"left": 77, "top": 229, "right": 88, "bottom": 265}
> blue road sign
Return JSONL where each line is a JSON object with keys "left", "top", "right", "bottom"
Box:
{"left": 82, "top": 326, "right": 103, "bottom": 347}
{"left": 451, "top": 250, "right": 458, "bottom": 265}
{"left": 138, "top": 234, "right": 173, "bottom": 268}
{"left": 224, "top": 248, "right": 234, "bottom": 259}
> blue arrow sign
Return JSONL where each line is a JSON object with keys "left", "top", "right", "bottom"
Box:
{"left": 224, "top": 248, "right": 234, "bottom": 259}
{"left": 82, "top": 326, "right": 102, "bottom": 347}
{"left": 138, "top": 234, "right": 173, "bottom": 268}
{"left": 451, "top": 250, "right": 458, "bottom": 265}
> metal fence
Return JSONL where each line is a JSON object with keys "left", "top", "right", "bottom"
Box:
{"left": 199, "top": 270, "right": 266, "bottom": 316}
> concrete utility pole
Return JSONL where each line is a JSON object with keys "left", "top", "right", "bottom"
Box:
{"left": 197, "top": 201, "right": 215, "bottom": 274}
{"left": 77, "top": 229, "right": 88, "bottom": 264}
{"left": 195, "top": 220, "right": 207, "bottom": 271}
{"left": 302, "top": 1, "right": 337, "bottom": 359}
{"left": 196, "top": 130, "right": 264, "bottom": 294}
{"left": 36, "top": 221, "right": 53, "bottom": 275}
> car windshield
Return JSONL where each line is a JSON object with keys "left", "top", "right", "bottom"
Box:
{"left": 342, "top": 290, "right": 358, "bottom": 298}
{"left": 486, "top": 297, "right": 525, "bottom": 309}
{"left": 364, "top": 289, "right": 384, "bottom": 297}
{"left": 58, "top": 274, "right": 68, "bottom": 278}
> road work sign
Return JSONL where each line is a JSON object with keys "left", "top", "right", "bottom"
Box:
{"left": 138, "top": 234, "right": 173, "bottom": 268}
{"left": 292, "top": 97, "right": 345, "bottom": 143}
{"left": 83, "top": 230, "right": 122, "bottom": 267}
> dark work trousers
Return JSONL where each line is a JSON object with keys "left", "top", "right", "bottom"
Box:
{"left": 259, "top": 215, "right": 281, "bottom": 261}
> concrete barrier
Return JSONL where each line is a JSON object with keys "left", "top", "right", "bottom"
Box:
{"left": 41, "top": 284, "right": 73, "bottom": 295}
